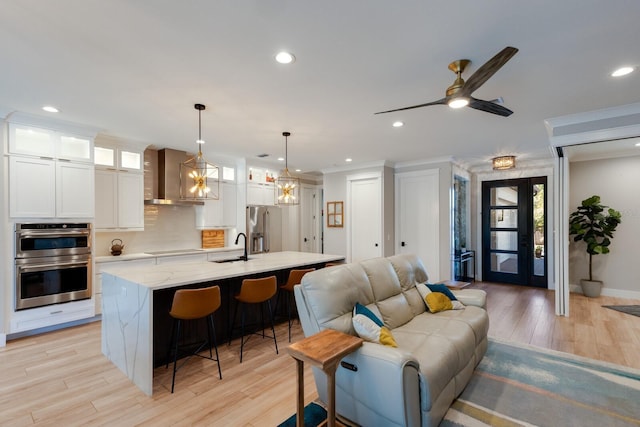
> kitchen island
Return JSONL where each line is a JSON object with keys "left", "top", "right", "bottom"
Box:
{"left": 101, "top": 251, "right": 344, "bottom": 395}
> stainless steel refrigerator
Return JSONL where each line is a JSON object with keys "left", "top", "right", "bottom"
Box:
{"left": 246, "top": 205, "right": 282, "bottom": 254}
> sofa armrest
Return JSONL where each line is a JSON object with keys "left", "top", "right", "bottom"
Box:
{"left": 320, "top": 342, "right": 422, "bottom": 427}
{"left": 451, "top": 289, "right": 487, "bottom": 309}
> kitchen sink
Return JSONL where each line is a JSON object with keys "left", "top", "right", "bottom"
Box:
{"left": 212, "top": 256, "right": 251, "bottom": 263}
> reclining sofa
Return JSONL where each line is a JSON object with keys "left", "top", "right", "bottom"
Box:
{"left": 294, "top": 254, "right": 489, "bottom": 427}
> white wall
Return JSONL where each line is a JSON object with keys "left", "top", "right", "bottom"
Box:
{"left": 569, "top": 155, "right": 640, "bottom": 298}
{"left": 1, "top": 121, "right": 8, "bottom": 345}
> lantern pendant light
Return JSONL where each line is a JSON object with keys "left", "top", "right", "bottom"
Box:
{"left": 180, "top": 104, "right": 219, "bottom": 200}
{"left": 276, "top": 131, "right": 300, "bottom": 205}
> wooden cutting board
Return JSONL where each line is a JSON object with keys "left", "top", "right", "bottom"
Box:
{"left": 202, "top": 229, "right": 225, "bottom": 248}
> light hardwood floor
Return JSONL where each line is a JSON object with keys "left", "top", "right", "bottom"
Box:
{"left": 1, "top": 282, "right": 639, "bottom": 426}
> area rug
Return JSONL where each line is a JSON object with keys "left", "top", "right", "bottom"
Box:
{"left": 603, "top": 305, "right": 640, "bottom": 318}
{"left": 278, "top": 402, "right": 327, "bottom": 427}
{"left": 441, "top": 339, "right": 640, "bottom": 426}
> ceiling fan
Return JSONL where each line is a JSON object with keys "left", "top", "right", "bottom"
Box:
{"left": 375, "top": 46, "right": 518, "bottom": 117}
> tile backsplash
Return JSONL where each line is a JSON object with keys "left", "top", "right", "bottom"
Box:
{"left": 94, "top": 205, "right": 202, "bottom": 256}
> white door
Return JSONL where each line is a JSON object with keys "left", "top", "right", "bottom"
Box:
{"left": 396, "top": 169, "right": 440, "bottom": 281}
{"left": 300, "top": 185, "right": 318, "bottom": 253}
{"left": 349, "top": 174, "right": 382, "bottom": 262}
{"left": 95, "top": 170, "right": 118, "bottom": 229}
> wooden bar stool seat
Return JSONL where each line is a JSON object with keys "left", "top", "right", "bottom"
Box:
{"left": 166, "top": 285, "right": 222, "bottom": 393}
{"left": 228, "top": 276, "right": 278, "bottom": 362}
{"left": 277, "top": 268, "right": 315, "bottom": 342}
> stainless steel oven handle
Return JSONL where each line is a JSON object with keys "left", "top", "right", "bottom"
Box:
{"left": 18, "top": 261, "right": 88, "bottom": 271}
{"left": 17, "top": 230, "right": 90, "bottom": 237}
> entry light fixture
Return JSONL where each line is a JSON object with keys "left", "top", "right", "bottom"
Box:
{"left": 611, "top": 66, "right": 635, "bottom": 77}
{"left": 276, "top": 131, "right": 300, "bottom": 205}
{"left": 492, "top": 155, "right": 516, "bottom": 170}
{"left": 180, "top": 104, "right": 219, "bottom": 200}
{"left": 275, "top": 51, "right": 296, "bottom": 64}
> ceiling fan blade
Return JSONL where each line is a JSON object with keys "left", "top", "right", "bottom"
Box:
{"left": 459, "top": 47, "right": 518, "bottom": 97}
{"left": 468, "top": 97, "right": 513, "bottom": 117}
{"left": 374, "top": 98, "right": 447, "bottom": 114}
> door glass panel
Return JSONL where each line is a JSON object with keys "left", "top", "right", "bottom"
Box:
{"left": 490, "top": 253, "right": 518, "bottom": 274}
{"left": 533, "top": 183, "right": 545, "bottom": 276}
{"left": 491, "top": 208, "right": 517, "bottom": 228}
{"left": 490, "top": 231, "right": 518, "bottom": 251}
{"left": 490, "top": 186, "right": 518, "bottom": 206}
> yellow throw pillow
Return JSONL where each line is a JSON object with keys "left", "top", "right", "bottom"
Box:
{"left": 425, "top": 292, "right": 453, "bottom": 313}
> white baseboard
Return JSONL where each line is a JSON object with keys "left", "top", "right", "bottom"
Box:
{"left": 570, "top": 284, "right": 640, "bottom": 300}
{"left": 0, "top": 333, "right": 6, "bottom": 347}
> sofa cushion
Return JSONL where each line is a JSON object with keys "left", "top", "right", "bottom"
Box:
{"left": 352, "top": 303, "right": 398, "bottom": 347}
{"left": 426, "top": 283, "right": 457, "bottom": 300}
{"left": 425, "top": 292, "right": 453, "bottom": 313}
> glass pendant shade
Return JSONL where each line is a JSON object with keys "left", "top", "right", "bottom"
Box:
{"left": 276, "top": 131, "right": 300, "bottom": 205}
{"left": 180, "top": 104, "right": 219, "bottom": 200}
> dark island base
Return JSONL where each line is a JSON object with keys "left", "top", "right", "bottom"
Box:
{"left": 152, "top": 263, "right": 325, "bottom": 367}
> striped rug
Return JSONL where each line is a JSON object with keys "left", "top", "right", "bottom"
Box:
{"left": 441, "top": 339, "right": 640, "bottom": 427}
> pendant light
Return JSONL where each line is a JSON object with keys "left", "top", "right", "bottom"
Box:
{"left": 276, "top": 131, "right": 300, "bottom": 205}
{"left": 180, "top": 104, "right": 219, "bottom": 200}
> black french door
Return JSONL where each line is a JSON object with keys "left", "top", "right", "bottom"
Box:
{"left": 482, "top": 177, "right": 547, "bottom": 287}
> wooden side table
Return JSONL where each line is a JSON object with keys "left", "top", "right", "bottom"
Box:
{"left": 442, "top": 279, "right": 471, "bottom": 290}
{"left": 287, "top": 329, "right": 363, "bottom": 427}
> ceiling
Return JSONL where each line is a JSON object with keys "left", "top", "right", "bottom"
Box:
{"left": 1, "top": 1, "right": 639, "bottom": 174}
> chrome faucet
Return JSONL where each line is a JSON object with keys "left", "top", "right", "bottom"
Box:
{"left": 235, "top": 232, "right": 248, "bottom": 261}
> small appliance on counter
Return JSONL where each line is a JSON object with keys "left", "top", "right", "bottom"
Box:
{"left": 110, "top": 239, "right": 125, "bottom": 256}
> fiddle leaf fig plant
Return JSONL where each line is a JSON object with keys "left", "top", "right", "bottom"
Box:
{"left": 569, "top": 195, "right": 622, "bottom": 281}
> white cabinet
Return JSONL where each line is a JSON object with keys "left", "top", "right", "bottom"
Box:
{"left": 8, "top": 122, "right": 96, "bottom": 218}
{"left": 9, "top": 123, "right": 93, "bottom": 163}
{"left": 95, "top": 171, "right": 144, "bottom": 231}
{"left": 196, "top": 182, "right": 237, "bottom": 228}
{"left": 9, "top": 156, "right": 94, "bottom": 218}
{"left": 9, "top": 299, "right": 95, "bottom": 333}
{"left": 56, "top": 161, "right": 95, "bottom": 218}
{"left": 247, "top": 182, "right": 276, "bottom": 206}
{"left": 94, "top": 141, "right": 145, "bottom": 231}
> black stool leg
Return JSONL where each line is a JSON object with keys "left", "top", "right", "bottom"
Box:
{"left": 170, "top": 319, "right": 182, "bottom": 393}
{"left": 240, "top": 303, "right": 246, "bottom": 363}
{"left": 267, "top": 300, "right": 279, "bottom": 355}
{"left": 208, "top": 314, "right": 222, "bottom": 380}
{"left": 228, "top": 299, "right": 239, "bottom": 346}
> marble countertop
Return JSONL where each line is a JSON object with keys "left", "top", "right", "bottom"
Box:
{"left": 95, "top": 246, "right": 241, "bottom": 263}
{"left": 100, "top": 251, "right": 344, "bottom": 290}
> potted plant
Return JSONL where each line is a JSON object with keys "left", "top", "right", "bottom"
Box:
{"left": 569, "top": 195, "right": 622, "bottom": 297}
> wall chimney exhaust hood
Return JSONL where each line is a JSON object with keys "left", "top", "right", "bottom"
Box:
{"left": 144, "top": 148, "right": 204, "bottom": 206}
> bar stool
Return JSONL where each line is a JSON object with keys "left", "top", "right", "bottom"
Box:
{"left": 166, "top": 285, "right": 222, "bottom": 393}
{"left": 228, "top": 276, "right": 278, "bottom": 362}
{"left": 277, "top": 268, "right": 315, "bottom": 342}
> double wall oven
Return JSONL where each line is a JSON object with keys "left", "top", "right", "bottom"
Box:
{"left": 15, "top": 223, "right": 92, "bottom": 310}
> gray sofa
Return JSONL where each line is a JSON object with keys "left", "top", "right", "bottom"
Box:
{"left": 294, "top": 254, "right": 489, "bottom": 427}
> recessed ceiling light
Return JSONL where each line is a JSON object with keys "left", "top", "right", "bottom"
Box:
{"left": 275, "top": 51, "right": 296, "bottom": 64}
{"left": 42, "top": 105, "right": 59, "bottom": 113}
{"left": 277, "top": 157, "right": 285, "bottom": 161}
{"left": 295, "top": 168, "right": 301, "bottom": 172}
{"left": 635, "top": 142, "right": 640, "bottom": 147}
{"left": 393, "top": 121, "right": 404, "bottom": 127}
{"left": 611, "top": 66, "right": 635, "bottom": 77}
{"left": 345, "top": 158, "right": 353, "bottom": 162}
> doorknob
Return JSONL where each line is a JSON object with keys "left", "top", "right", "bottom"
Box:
{"left": 375, "top": 243, "right": 379, "bottom": 247}
{"left": 401, "top": 241, "right": 406, "bottom": 247}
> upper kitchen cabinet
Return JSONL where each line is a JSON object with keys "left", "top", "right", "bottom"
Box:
{"left": 7, "top": 118, "right": 97, "bottom": 219}
{"left": 195, "top": 182, "right": 237, "bottom": 228}
{"left": 9, "top": 123, "right": 93, "bottom": 163}
{"left": 93, "top": 137, "right": 145, "bottom": 231}
{"left": 247, "top": 166, "right": 276, "bottom": 206}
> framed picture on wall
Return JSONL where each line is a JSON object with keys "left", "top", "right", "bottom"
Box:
{"left": 327, "top": 201, "right": 343, "bottom": 227}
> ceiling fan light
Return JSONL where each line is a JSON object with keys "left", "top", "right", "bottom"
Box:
{"left": 448, "top": 98, "right": 469, "bottom": 109}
